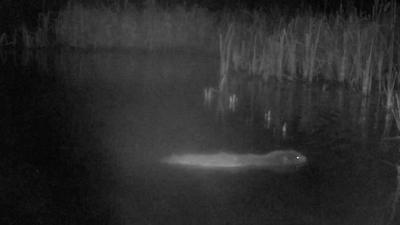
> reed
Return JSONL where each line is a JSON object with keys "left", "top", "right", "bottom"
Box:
{"left": 309, "top": 19, "right": 322, "bottom": 82}
{"left": 219, "top": 23, "right": 235, "bottom": 81}
{"left": 384, "top": 65, "right": 399, "bottom": 112}
{"left": 385, "top": 164, "right": 400, "bottom": 225}
{"left": 376, "top": 49, "right": 385, "bottom": 93}
{"left": 392, "top": 91, "right": 400, "bottom": 131}
{"left": 337, "top": 31, "right": 348, "bottom": 83}
{"left": 361, "top": 39, "right": 374, "bottom": 96}
{"left": 223, "top": 2, "right": 399, "bottom": 94}
{"left": 276, "top": 29, "right": 285, "bottom": 81}
{"left": 286, "top": 32, "right": 297, "bottom": 80}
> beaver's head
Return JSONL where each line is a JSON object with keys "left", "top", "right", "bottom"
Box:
{"left": 280, "top": 150, "right": 307, "bottom": 165}
{"left": 267, "top": 150, "right": 307, "bottom": 172}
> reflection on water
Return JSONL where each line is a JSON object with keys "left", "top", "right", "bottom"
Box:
{"left": 1, "top": 50, "right": 400, "bottom": 225}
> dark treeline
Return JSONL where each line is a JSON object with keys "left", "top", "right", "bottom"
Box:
{"left": 0, "top": 0, "right": 387, "bottom": 33}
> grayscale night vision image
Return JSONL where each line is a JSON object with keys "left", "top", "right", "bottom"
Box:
{"left": 1, "top": 0, "right": 400, "bottom": 224}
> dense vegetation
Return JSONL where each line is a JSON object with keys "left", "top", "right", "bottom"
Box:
{"left": 1, "top": 0, "right": 399, "bottom": 100}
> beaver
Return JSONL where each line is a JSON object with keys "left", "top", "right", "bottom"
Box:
{"left": 162, "top": 150, "right": 307, "bottom": 172}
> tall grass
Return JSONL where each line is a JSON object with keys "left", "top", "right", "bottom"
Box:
{"left": 219, "top": 1, "right": 399, "bottom": 94}
{"left": 218, "top": 23, "right": 234, "bottom": 89}
{"left": 383, "top": 163, "right": 400, "bottom": 225}
{"left": 392, "top": 91, "right": 400, "bottom": 132}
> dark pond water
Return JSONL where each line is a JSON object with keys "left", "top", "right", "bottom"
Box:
{"left": 1, "top": 50, "right": 400, "bottom": 225}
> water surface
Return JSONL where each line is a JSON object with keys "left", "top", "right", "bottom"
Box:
{"left": 1, "top": 50, "right": 399, "bottom": 225}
